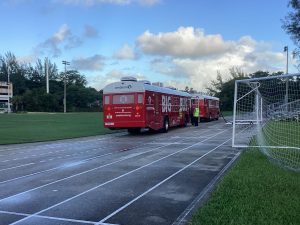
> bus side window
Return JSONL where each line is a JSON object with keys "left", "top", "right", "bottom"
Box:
{"left": 104, "top": 95, "right": 110, "bottom": 104}
{"left": 138, "top": 94, "right": 144, "bottom": 104}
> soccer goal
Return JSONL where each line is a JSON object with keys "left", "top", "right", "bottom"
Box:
{"left": 232, "top": 73, "right": 300, "bottom": 171}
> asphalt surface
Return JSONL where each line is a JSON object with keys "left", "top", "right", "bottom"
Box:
{"left": 0, "top": 120, "right": 239, "bottom": 225}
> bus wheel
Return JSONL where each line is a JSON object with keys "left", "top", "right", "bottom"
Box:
{"left": 162, "top": 118, "right": 169, "bottom": 133}
{"left": 128, "top": 128, "right": 140, "bottom": 134}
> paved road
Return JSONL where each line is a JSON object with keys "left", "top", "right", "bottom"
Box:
{"left": 0, "top": 120, "right": 238, "bottom": 225}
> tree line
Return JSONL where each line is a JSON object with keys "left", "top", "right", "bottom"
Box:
{"left": 0, "top": 52, "right": 102, "bottom": 112}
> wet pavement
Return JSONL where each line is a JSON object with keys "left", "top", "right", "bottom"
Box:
{"left": 0, "top": 120, "right": 239, "bottom": 225}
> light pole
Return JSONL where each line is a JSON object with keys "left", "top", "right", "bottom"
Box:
{"left": 62, "top": 60, "right": 70, "bottom": 113}
{"left": 45, "top": 57, "right": 49, "bottom": 94}
{"left": 284, "top": 46, "right": 289, "bottom": 109}
{"left": 284, "top": 46, "right": 288, "bottom": 74}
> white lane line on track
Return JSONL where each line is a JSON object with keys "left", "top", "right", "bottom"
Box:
{"left": 0, "top": 145, "right": 169, "bottom": 202}
{"left": 0, "top": 163, "right": 35, "bottom": 172}
{"left": 0, "top": 210, "right": 119, "bottom": 225}
{"left": 10, "top": 129, "right": 229, "bottom": 225}
{"left": 97, "top": 136, "right": 233, "bottom": 224}
{"left": 0, "top": 130, "right": 213, "bottom": 201}
{"left": 0, "top": 127, "right": 211, "bottom": 157}
{"left": 172, "top": 152, "right": 241, "bottom": 225}
{"left": 0, "top": 152, "right": 113, "bottom": 185}
{"left": 1, "top": 132, "right": 204, "bottom": 184}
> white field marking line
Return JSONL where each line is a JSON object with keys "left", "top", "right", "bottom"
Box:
{"left": 97, "top": 135, "right": 233, "bottom": 224}
{"left": 0, "top": 152, "right": 113, "bottom": 185}
{"left": 172, "top": 152, "right": 241, "bottom": 225}
{"left": 0, "top": 210, "right": 120, "bottom": 225}
{"left": 11, "top": 129, "right": 229, "bottom": 225}
{"left": 0, "top": 144, "right": 170, "bottom": 202}
{"left": 0, "top": 163, "right": 35, "bottom": 172}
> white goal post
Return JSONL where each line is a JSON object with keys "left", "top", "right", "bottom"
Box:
{"left": 232, "top": 73, "right": 300, "bottom": 171}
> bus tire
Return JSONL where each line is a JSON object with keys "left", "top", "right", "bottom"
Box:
{"left": 128, "top": 128, "right": 140, "bottom": 134}
{"left": 162, "top": 117, "right": 169, "bottom": 133}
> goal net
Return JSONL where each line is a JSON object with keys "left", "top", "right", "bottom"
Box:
{"left": 232, "top": 73, "right": 300, "bottom": 171}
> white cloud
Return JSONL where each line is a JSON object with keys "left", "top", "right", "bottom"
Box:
{"left": 37, "top": 24, "right": 71, "bottom": 57}
{"left": 36, "top": 24, "right": 85, "bottom": 57}
{"left": 137, "top": 27, "right": 287, "bottom": 91}
{"left": 71, "top": 54, "right": 105, "bottom": 71}
{"left": 137, "top": 27, "right": 235, "bottom": 58}
{"left": 34, "top": 24, "right": 99, "bottom": 58}
{"left": 113, "top": 44, "right": 137, "bottom": 60}
{"left": 151, "top": 50, "right": 285, "bottom": 91}
{"left": 53, "top": 24, "right": 70, "bottom": 42}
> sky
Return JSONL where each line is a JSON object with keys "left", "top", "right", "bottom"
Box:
{"left": 0, "top": 0, "right": 297, "bottom": 91}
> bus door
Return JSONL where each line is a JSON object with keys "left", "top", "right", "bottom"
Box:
{"left": 154, "top": 93, "right": 161, "bottom": 128}
{"left": 146, "top": 92, "right": 155, "bottom": 128}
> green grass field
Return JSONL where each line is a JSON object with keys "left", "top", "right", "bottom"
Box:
{"left": 261, "top": 121, "right": 300, "bottom": 147}
{"left": 0, "top": 112, "right": 116, "bottom": 144}
{"left": 190, "top": 148, "right": 300, "bottom": 225}
{"left": 220, "top": 111, "right": 233, "bottom": 117}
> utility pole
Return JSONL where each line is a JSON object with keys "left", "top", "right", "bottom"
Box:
{"left": 45, "top": 57, "right": 49, "bottom": 94}
{"left": 7, "top": 64, "right": 11, "bottom": 113}
{"left": 62, "top": 60, "right": 70, "bottom": 113}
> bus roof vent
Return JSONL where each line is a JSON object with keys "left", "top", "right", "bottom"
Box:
{"left": 139, "top": 80, "right": 151, "bottom": 85}
{"left": 120, "top": 76, "right": 137, "bottom": 82}
{"left": 152, "top": 82, "right": 164, "bottom": 87}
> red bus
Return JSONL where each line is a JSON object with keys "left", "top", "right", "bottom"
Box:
{"left": 103, "top": 77, "right": 191, "bottom": 133}
{"left": 191, "top": 94, "right": 220, "bottom": 121}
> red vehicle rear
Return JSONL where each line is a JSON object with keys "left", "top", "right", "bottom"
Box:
{"left": 191, "top": 94, "right": 220, "bottom": 121}
{"left": 103, "top": 77, "right": 191, "bottom": 133}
